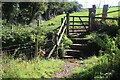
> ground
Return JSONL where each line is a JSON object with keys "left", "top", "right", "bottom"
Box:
{"left": 52, "top": 59, "right": 80, "bottom": 78}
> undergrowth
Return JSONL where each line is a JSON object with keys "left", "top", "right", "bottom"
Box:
{"left": 2, "top": 56, "right": 64, "bottom": 78}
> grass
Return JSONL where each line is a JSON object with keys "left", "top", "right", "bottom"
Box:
{"left": 96, "top": 7, "right": 120, "bottom": 17}
{"left": 41, "top": 7, "right": 119, "bottom": 31}
{"left": 2, "top": 56, "right": 65, "bottom": 78}
{"left": 72, "top": 53, "right": 120, "bottom": 79}
{"left": 2, "top": 6, "right": 119, "bottom": 79}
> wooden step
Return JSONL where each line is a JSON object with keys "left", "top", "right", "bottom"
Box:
{"left": 65, "top": 49, "right": 81, "bottom": 54}
{"left": 69, "top": 27, "right": 89, "bottom": 30}
{"left": 65, "top": 49, "right": 81, "bottom": 56}
{"left": 62, "top": 55, "right": 74, "bottom": 59}
{"left": 69, "top": 33, "right": 90, "bottom": 38}
{"left": 69, "top": 29, "right": 87, "bottom": 33}
{"left": 72, "top": 38, "right": 89, "bottom": 44}
{"left": 70, "top": 44, "right": 88, "bottom": 50}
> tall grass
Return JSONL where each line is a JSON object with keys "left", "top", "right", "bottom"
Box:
{"left": 2, "top": 56, "right": 64, "bottom": 78}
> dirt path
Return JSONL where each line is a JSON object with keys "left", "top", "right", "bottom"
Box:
{"left": 52, "top": 59, "right": 80, "bottom": 78}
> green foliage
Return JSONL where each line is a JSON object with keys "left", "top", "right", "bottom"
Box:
{"left": 72, "top": 22, "right": 120, "bottom": 79}
{"left": 115, "top": 29, "right": 120, "bottom": 48}
{"left": 2, "top": 1, "right": 83, "bottom": 24}
{"left": 2, "top": 27, "right": 33, "bottom": 46}
{"left": 62, "top": 35, "right": 73, "bottom": 49}
{"left": 86, "top": 33, "right": 118, "bottom": 55}
{"left": 72, "top": 52, "right": 120, "bottom": 79}
{"left": 2, "top": 56, "right": 64, "bottom": 78}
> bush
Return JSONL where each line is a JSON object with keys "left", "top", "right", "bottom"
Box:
{"left": 86, "top": 33, "right": 118, "bottom": 55}
{"left": 115, "top": 29, "right": 120, "bottom": 48}
{"left": 93, "top": 20, "right": 119, "bottom": 36}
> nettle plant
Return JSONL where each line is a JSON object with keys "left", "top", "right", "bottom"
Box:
{"left": 87, "top": 33, "right": 118, "bottom": 55}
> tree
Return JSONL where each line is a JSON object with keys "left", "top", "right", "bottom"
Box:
{"left": 2, "top": 1, "right": 83, "bottom": 24}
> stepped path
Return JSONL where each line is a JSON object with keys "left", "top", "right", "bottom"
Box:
{"left": 63, "top": 26, "right": 90, "bottom": 59}
{"left": 52, "top": 26, "right": 90, "bottom": 78}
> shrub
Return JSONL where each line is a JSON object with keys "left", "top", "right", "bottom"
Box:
{"left": 86, "top": 33, "right": 118, "bottom": 55}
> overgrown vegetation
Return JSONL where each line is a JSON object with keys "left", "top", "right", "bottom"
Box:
{"left": 71, "top": 20, "right": 120, "bottom": 79}
{"left": 1, "top": 2, "right": 120, "bottom": 79}
{"left": 2, "top": 56, "right": 64, "bottom": 78}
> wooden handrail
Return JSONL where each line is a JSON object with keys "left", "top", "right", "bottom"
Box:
{"left": 47, "top": 45, "right": 56, "bottom": 58}
{"left": 47, "top": 17, "right": 67, "bottom": 58}
{"left": 57, "top": 26, "right": 66, "bottom": 46}
{"left": 57, "top": 17, "right": 66, "bottom": 36}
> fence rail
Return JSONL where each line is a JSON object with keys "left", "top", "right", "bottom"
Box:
{"left": 95, "top": 17, "right": 119, "bottom": 20}
{"left": 96, "top": 9, "right": 120, "bottom": 16}
{"left": 47, "top": 17, "right": 67, "bottom": 58}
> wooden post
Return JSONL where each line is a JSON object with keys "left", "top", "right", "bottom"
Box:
{"left": 66, "top": 13, "right": 69, "bottom": 37}
{"left": 73, "top": 16, "right": 74, "bottom": 33}
{"left": 61, "top": 18, "right": 63, "bottom": 25}
{"left": 92, "top": 5, "right": 96, "bottom": 15}
{"left": 56, "top": 33, "right": 59, "bottom": 58}
{"left": 89, "top": 6, "right": 96, "bottom": 31}
{"left": 91, "top": 12, "right": 95, "bottom": 31}
{"left": 102, "top": 5, "right": 108, "bottom": 21}
{"left": 35, "top": 20, "right": 40, "bottom": 56}
{"left": 89, "top": 8, "right": 93, "bottom": 31}
{"left": 35, "top": 35, "right": 38, "bottom": 56}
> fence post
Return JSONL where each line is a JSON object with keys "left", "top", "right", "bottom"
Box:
{"left": 89, "top": 8, "right": 93, "bottom": 31}
{"left": 92, "top": 5, "right": 96, "bottom": 15}
{"left": 102, "top": 5, "right": 108, "bottom": 21}
{"left": 35, "top": 20, "right": 40, "bottom": 56}
{"left": 35, "top": 35, "right": 38, "bottom": 56}
{"left": 66, "top": 12, "right": 69, "bottom": 37}
{"left": 73, "top": 16, "right": 74, "bottom": 33}
{"left": 90, "top": 12, "right": 95, "bottom": 31}
{"left": 61, "top": 18, "right": 63, "bottom": 25}
{"left": 56, "top": 33, "right": 59, "bottom": 58}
